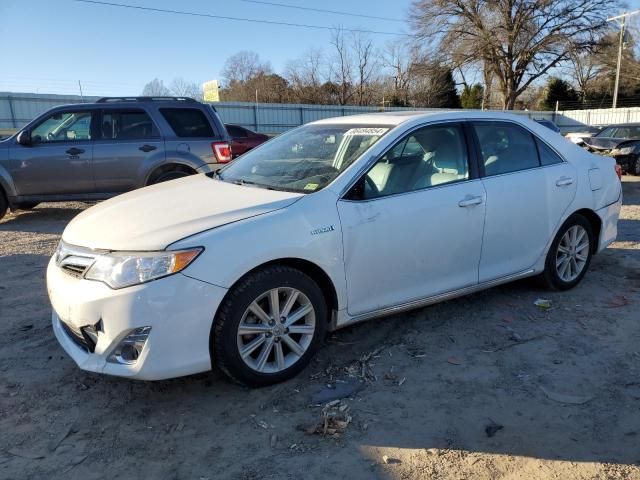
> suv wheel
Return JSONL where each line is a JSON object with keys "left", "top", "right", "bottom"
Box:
{"left": 540, "top": 214, "right": 594, "bottom": 290}
{"left": 213, "top": 266, "right": 327, "bottom": 386}
{"left": 152, "top": 170, "right": 190, "bottom": 184}
{"left": 0, "top": 191, "right": 7, "bottom": 221}
{"left": 17, "top": 202, "right": 39, "bottom": 210}
{"left": 633, "top": 157, "right": 640, "bottom": 176}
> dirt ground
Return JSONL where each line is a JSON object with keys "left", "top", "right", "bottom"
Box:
{"left": 1, "top": 177, "right": 639, "bottom": 480}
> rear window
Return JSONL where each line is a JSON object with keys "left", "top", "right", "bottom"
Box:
{"left": 160, "top": 108, "right": 214, "bottom": 137}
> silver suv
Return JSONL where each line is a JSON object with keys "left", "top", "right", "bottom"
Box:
{"left": 0, "top": 97, "right": 232, "bottom": 220}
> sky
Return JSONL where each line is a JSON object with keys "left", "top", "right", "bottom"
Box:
{"left": 0, "top": 0, "right": 414, "bottom": 97}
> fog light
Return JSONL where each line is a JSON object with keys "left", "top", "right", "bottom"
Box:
{"left": 108, "top": 327, "right": 151, "bottom": 365}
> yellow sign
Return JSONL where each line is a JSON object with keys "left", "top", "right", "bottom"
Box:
{"left": 202, "top": 80, "right": 220, "bottom": 102}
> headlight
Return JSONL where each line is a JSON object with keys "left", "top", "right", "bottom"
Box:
{"left": 84, "top": 248, "right": 203, "bottom": 289}
{"left": 614, "top": 146, "right": 637, "bottom": 155}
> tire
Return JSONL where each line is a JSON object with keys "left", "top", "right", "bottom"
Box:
{"left": 0, "top": 191, "right": 7, "bottom": 221}
{"left": 213, "top": 265, "right": 328, "bottom": 387}
{"left": 150, "top": 170, "right": 191, "bottom": 184}
{"left": 17, "top": 202, "right": 39, "bottom": 210}
{"left": 540, "top": 214, "right": 594, "bottom": 290}
{"left": 632, "top": 157, "right": 640, "bottom": 176}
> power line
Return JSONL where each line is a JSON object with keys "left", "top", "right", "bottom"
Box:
{"left": 236, "top": 0, "right": 405, "bottom": 23}
{"left": 72, "top": 0, "right": 412, "bottom": 37}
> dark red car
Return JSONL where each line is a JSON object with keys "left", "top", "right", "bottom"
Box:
{"left": 225, "top": 124, "right": 269, "bottom": 158}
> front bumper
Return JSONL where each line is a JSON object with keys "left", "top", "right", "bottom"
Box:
{"left": 47, "top": 257, "right": 228, "bottom": 380}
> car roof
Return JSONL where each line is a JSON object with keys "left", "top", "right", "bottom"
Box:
{"left": 52, "top": 98, "right": 209, "bottom": 109}
{"left": 310, "top": 110, "right": 538, "bottom": 127}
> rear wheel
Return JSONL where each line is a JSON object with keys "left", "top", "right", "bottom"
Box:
{"left": 213, "top": 266, "right": 327, "bottom": 386}
{"left": 540, "top": 214, "right": 594, "bottom": 290}
{"left": 0, "top": 191, "right": 7, "bottom": 220}
{"left": 17, "top": 202, "right": 39, "bottom": 210}
{"left": 148, "top": 165, "right": 195, "bottom": 185}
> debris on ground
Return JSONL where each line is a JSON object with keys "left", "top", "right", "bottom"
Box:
{"left": 447, "top": 356, "right": 462, "bottom": 365}
{"left": 303, "top": 400, "right": 352, "bottom": 438}
{"left": 310, "top": 378, "right": 365, "bottom": 404}
{"left": 604, "top": 294, "right": 630, "bottom": 308}
{"left": 382, "top": 454, "right": 401, "bottom": 465}
{"left": 534, "top": 298, "right": 552, "bottom": 310}
{"left": 344, "top": 347, "right": 384, "bottom": 383}
{"left": 485, "top": 421, "right": 504, "bottom": 438}
{"left": 270, "top": 434, "right": 277, "bottom": 448}
{"left": 539, "top": 386, "right": 593, "bottom": 405}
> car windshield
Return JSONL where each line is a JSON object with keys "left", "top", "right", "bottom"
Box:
{"left": 217, "top": 124, "right": 391, "bottom": 193}
{"left": 597, "top": 126, "right": 640, "bottom": 138}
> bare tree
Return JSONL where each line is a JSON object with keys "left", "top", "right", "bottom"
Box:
{"left": 381, "top": 40, "right": 414, "bottom": 106}
{"left": 141, "top": 78, "right": 170, "bottom": 96}
{"left": 285, "top": 48, "right": 328, "bottom": 103}
{"left": 411, "top": 0, "right": 618, "bottom": 109}
{"left": 168, "top": 77, "right": 202, "bottom": 100}
{"left": 329, "top": 29, "right": 354, "bottom": 105}
{"left": 221, "top": 51, "right": 271, "bottom": 85}
{"left": 351, "top": 33, "right": 377, "bottom": 106}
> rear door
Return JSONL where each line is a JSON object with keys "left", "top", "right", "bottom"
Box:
{"left": 92, "top": 108, "right": 164, "bottom": 193}
{"left": 10, "top": 109, "right": 95, "bottom": 195}
{"left": 472, "top": 121, "right": 577, "bottom": 282}
{"left": 159, "top": 107, "right": 218, "bottom": 165}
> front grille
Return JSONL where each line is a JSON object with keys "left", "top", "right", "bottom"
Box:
{"left": 60, "top": 320, "right": 96, "bottom": 353}
{"left": 61, "top": 264, "right": 88, "bottom": 278}
{"left": 55, "top": 241, "right": 99, "bottom": 279}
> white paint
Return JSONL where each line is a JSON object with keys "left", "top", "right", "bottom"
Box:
{"left": 47, "top": 111, "right": 623, "bottom": 380}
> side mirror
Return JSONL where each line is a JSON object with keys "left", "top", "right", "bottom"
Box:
{"left": 16, "top": 130, "right": 32, "bottom": 146}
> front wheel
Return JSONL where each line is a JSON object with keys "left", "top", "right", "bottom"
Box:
{"left": 213, "top": 266, "right": 327, "bottom": 386}
{"left": 540, "top": 214, "right": 594, "bottom": 290}
{"left": 632, "top": 157, "right": 640, "bottom": 176}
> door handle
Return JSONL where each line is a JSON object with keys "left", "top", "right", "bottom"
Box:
{"left": 458, "top": 195, "right": 483, "bottom": 207}
{"left": 556, "top": 177, "right": 574, "bottom": 187}
{"left": 139, "top": 144, "right": 157, "bottom": 152}
{"left": 65, "top": 147, "right": 84, "bottom": 155}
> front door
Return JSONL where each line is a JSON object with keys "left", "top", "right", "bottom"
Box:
{"left": 337, "top": 123, "right": 486, "bottom": 316}
{"left": 11, "top": 109, "right": 95, "bottom": 195}
{"left": 92, "top": 108, "right": 165, "bottom": 193}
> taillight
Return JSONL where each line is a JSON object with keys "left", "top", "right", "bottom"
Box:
{"left": 614, "top": 163, "right": 622, "bottom": 180}
{"left": 212, "top": 142, "right": 232, "bottom": 163}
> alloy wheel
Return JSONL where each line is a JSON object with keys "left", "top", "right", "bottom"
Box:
{"left": 236, "top": 287, "right": 316, "bottom": 374}
{"left": 555, "top": 225, "right": 590, "bottom": 282}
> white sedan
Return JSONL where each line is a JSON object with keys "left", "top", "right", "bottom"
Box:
{"left": 47, "top": 111, "right": 622, "bottom": 385}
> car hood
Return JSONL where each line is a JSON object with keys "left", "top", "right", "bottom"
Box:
{"left": 62, "top": 174, "right": 303, "bottom": 251}
{"left": 582, "top": 137, "right": 635, "bottom": 151}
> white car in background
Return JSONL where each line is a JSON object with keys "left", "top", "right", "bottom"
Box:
{"left": 47, "top": 111, "right": 622, "bottom": 386}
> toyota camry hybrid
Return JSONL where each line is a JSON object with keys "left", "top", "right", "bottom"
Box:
{"left": 46, "top": 111, "right": 622, "bottom": 386}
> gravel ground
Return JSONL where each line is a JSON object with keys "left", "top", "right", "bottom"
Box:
{"left": 0, "top": 177, "right": 639, "bottom": 480}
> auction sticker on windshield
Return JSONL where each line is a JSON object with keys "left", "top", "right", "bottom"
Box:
{"left": 344, "top": 128, "right": 389, "bottom": 136}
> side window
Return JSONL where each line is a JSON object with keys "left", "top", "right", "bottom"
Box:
{"left": 226, "top": 125, "right": 246, "bottom": 138}
{"left": 31, "top": 111, "right": 93, "bottom": 143}
{"left": 101, "top": 110, "right": 158, "bottom": 140}
{"left": 473, "top": 122, "right": 540, "bottom": 176}
{"left": 360, "top": 124, "right": 469, "bottom": 199}
{"left": 536, "top": 138, "right": 564, "bottom": 166}
{"left": 160, "top": 108, "right": 214, "bottom": 137}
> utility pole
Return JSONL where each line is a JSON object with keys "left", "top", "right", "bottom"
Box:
{"left": 608, "top": 9, "right": 640, "bottom": 109}
{"left": 78, "top": 80, "right": 84, "bottom": 102}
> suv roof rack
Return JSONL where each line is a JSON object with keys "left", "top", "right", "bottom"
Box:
{"left": 96, "top": 96, "right": 198, "bottom": 103}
